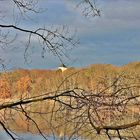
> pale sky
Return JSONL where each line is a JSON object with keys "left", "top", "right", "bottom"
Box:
{"left": 0, "top": 0, "right": 140, "bottom": 70}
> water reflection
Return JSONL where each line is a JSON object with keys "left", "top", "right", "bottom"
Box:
{"left": 0, "top": 131, "right": 56, "bottom": 140}
{"left": 0, "top": 131, "right": 126, "bottom": 140}
{"left": 0, "top": 131, "right": 85, "bottom": 140}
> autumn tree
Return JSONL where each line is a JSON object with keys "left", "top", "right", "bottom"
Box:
{"left": 0, "top": 78, "right": 11, "bottom": 98}
{"left": 16, "top": 76, "right": 32, "bottom": 97}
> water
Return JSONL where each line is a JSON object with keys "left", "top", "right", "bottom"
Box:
{"left": 0, "top": 131, "right": 85, "bottom": 140}
{"left": 0, "top": 131, "right": 60, "bottom": 140}
{"left": 0, "top": 131, "right": 129, "bottom": 140}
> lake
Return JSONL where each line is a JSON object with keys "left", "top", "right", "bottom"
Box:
{"left": 0, "top": 131, "right": 87, "bottom": 140}
{"left": 0, "top": 131, "right": 128, "bottom": 140}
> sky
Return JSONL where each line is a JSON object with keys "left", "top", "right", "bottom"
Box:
{"left": 0, "top": 0, "right": 140, "bottom": 70}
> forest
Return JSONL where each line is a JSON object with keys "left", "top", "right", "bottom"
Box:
{"left": 1, "top": 62, "right": 140, "bottom": 99}
{"left": 0, "top": 62, "right": 140, "bottom": 139}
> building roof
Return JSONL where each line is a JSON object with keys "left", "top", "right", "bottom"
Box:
{"left": 59, "top": 63, "right": 67, "bottom": 68}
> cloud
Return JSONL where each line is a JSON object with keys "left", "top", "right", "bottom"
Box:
{"left": 100, "top": 0, "right": 140, "bottom": 29}
{"left": 103, "top": 0, "right": 140, "bottom": 20}
{"left": 65, "top": 0, "right": 140, "bottom": 35}
{"left": 1, "top": 0, "right": 140, "bottom": 69}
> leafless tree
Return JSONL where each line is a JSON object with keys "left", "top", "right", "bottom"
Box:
{"left": 0, "top": 72, "right": 140, "bottom": 140}
{"left": 2, "top": 1, "right": 139, "bottom": 140}
{"left": 0, "top": 0, "right": 100, "bottom": 67}
{"left": 77, "top": 0, "right": 101, "bottom": 17}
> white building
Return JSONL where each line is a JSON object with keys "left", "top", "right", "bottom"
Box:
{"left": 58, "top": 64, "right": 68, "bottom": 72}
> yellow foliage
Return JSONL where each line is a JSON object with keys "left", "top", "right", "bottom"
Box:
{"left": 16, "top": 76, "right": 32, "bottom": 93}
{"left": 0, "top": 78, "right": 11, "bottom": 98}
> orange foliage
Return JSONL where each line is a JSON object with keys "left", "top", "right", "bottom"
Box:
{"left": 0, "top": 79, "right": 11, "bottom": 98}
{"left": 16, "top": 76, "right": 32, "bottom": 93}
{"left": 0, "top": 62, "right": 140, "bottom": 99}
